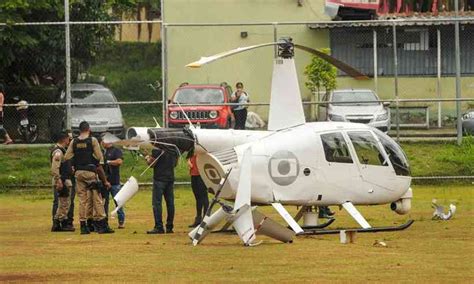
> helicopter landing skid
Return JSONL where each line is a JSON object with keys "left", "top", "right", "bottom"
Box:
{"left": 298, "top": 219, "right": 414, "bottom": 235}
{"left": 300, "top": 218, "right": 336, "bottom": 230}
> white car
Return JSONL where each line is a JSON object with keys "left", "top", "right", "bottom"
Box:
{"left": 319, "top": 89, "right": 391, "bottom": 133}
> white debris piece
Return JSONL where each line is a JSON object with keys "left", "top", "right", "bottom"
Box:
{"left": 373, "top": 240, "right": 388, "bottom": 247}
{"left": 431, "top": 199, "right": 456, "bottom": 220}
{"left": 245, "top": 112, "right": 266, "bottom": 129}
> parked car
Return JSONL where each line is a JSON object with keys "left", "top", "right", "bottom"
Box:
{"left": 167, "top": 83, "right": 234, "bottom": 129}
{"left": 462, "top": 110, "right": 474, "bottom": 135}
{"left": 318, "top": 89, "right": 391, "bottom": 133}
{"left": 70, "top": 83, "right": 125, "bottom": 138}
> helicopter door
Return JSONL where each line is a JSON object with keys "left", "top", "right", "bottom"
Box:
{"left": 318, "top": 132, "right": 364, "bottom": 197}
{"left": 346, "top": 131, "right": 397, "bottom": 192}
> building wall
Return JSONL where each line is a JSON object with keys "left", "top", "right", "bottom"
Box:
{"left": 115, "top": 7, "right": 161, "bottom": 42}
{"left": 164, "top": 0, "right": 473, "bottom": 122}
{"left": 164, "top": 0, "right": 331, "bottom": 118}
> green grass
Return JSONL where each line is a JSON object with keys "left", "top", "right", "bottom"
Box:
{"left": 0, "top": 184, "right": 472, "bottom": 282}
{"left": 402, "top": 138, "right": 474, "bottom": 177}
{"left": 0, "top": 147, "right": 190, "bottom": 187}
{"left": 1, "top": 140, "right": 472, "bottom": 188}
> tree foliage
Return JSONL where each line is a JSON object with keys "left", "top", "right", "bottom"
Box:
{"left": 304, "top": 48, "right": 337, "bottom": 95}
{"left": 0, "top": 0, "right": 143, "bottom": 86}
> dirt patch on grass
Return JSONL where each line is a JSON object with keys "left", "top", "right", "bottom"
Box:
{"left": 0, "top": 273, "right": 48, "bottom": 282}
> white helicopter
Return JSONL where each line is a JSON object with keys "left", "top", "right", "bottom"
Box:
{"left": 124, "top": 38, "right": 414, "bottom": 246}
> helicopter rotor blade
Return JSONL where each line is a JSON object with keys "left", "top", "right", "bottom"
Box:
{"left": 294, "top": 44, "right": 369, "bottom": 80}
{"left": 186, "top": 41, "right": 368, "bottom": 80}
{"left": 186, "top": 42, "right": 280, "bottom": 68}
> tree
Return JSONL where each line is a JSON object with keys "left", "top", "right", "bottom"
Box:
{"left": 0, "top": 0, "right": 137, "bottom": 86}
{"left": 304, "top": 48, "right": 337, "bottom": 96}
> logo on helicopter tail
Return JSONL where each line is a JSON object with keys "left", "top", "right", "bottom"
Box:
{"left": 203, "top": 164, "right": 222, "bottom": 185}
{"left": 268, "top": 151, "right": 299, "bottom": 186}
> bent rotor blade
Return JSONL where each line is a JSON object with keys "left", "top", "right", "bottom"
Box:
{"left": 186, "top": 42, "right": 279, "bottom": 68}
{"left": 294, "top": 44, "right": 369, "bottom": 80}
{"left": 186, "top": 41, "right": 368, "bottom": 80}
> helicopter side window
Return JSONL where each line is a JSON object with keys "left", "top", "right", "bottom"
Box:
{"left": 348, "top": 131, "right": 386, "bottom": 166}
{"left": 321, "top": 133, "right": 353, "bottom": 164}
{"left": 373, "top": 129, "right": 411, "bottom": 176}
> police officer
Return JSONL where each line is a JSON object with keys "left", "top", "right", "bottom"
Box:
{"left": 50, "top": 132, "right": 74, "bottom": 232}
{"left": 64, "top": 121, "right": 113, "bottom": 234}
{"left": 52, "top": 130, "right": 76, "bottom": 231}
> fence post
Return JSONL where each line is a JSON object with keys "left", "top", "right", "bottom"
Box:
{"left": 64, "top": 0, "right": 72, "bottom": 130}
{"left": 437, "top": 28, "right": 442, "bottom": 128}
{"left": 273, "top": 23, "right": 278, "bottom": 58}
{"left": 392, "top": 23, "right": 400, "bottom": 142}
{"left": 373, "top": 29, "right": 378, "bottom": 94}
{"left": 162, "top": 23, "right": 168, "bottom": 128}
{"left": 454, "top": 2, "right": 462, "bottom": 145}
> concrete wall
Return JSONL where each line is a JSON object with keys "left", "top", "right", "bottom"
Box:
{"left": 164, "top": 0, "right": 331, "bottom": 118}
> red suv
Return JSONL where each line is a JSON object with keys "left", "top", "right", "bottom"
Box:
{"left": 167, "top": 83, "right": 234, "bottom": 129}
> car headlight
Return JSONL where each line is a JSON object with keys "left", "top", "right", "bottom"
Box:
{"left": 328, "top": 114, "right": 345, "bottom": 122}
{"left": 376, "top": 113, "right": 389, "bottom": 121}
{"left": 169, "top": 111, "right": 178, "bottom": 119}
{"left": 209, "top": 110, "right": 218, "bottom": 119}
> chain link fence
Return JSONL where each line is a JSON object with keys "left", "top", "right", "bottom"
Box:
{"left": 1, "top": 14, "right": 473, "bottom": 143}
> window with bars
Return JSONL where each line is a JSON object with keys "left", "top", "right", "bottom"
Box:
{"left": 329, "top": 25, "right": 474, "bottom": 76}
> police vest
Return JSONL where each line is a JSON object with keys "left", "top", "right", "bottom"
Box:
{"left": 50, "top": 145, "right": 72, "bottom": 181}
{"left": 72, "top": 137, "right": 97, "bottom": 169}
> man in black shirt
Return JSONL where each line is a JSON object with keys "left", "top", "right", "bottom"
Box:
{"left": 101, "top": 136, "right": 125, "bottom": 229}
{"left": 145, "top": 147, "right": 178, "bottom": 234}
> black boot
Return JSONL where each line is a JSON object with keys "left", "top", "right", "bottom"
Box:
{"left": 87, "top": 219, "right": 96, "bottom": 233}
{"left": 66, "top": 219, "right": 75, "bottom": 230}
{"left": 61, "top": 220, "right": 75, "bottom": 232}
{"left": 97, "top": 219, "right": 115, "bottom": 234}
{"left": 80, "top": 221, "right": 90, "bottom": 235}
{"left": 188, "top": 216, "right": 202, "bottom": 228}
{"left": 51, "top": 219, "right": 62, "bottom": 232}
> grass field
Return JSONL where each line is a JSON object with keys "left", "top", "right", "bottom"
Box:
{"left": 1, "top": 139, "right": 473, "bottom": 188}
{"left": 0, "top": 184, "right": 473, "bottom": 282}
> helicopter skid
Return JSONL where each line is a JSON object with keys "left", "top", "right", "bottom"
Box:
{"left": 298, "top": 219, "right": 414, "bottom": 235}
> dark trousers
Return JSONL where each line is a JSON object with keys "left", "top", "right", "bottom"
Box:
{"left": 152, "top": 180, "right": 175, "bottom": 230}
{"left": 102, "top": 184, "right": 125, "bottom": 223}
{"left": 191, "top": 175, "right": 209, "bottom": 219}
{"left": 233, "top": 108, "right": 247, "bottom": 130}
{"left": 52, "top": 179, "right": 75, "bottom": 223}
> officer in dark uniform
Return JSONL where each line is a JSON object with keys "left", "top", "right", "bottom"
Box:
{"left": 64, "top": 121, "right": 113, "bottom": 234}
{"left": 50, "top": 132, "right": 74, "bottom": 232}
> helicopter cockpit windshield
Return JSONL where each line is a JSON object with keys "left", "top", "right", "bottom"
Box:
{"left": 373, "top": 129, "right": 411, "bottom": 176}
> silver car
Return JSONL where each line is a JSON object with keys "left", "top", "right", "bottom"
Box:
{"left": 71, "top": 83, "right": 125, "bottom": 138}
{"left": 462, "top": 110, "right": 474, "bottom": 135}
{"left": 319, "top": 89, "right": 391, "bottom": 133}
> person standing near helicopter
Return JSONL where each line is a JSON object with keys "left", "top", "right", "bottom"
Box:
{"left": 0, "top": 84, "right": 13, "bottom": 144}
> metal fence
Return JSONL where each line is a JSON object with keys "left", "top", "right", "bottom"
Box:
{"left": 1, "top": 7, "right": 473, "bottom": 144}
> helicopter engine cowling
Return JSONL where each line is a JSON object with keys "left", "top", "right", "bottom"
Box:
{"left": 147, "top": 127, "right": 195, "bottom": 153}
{"left": 126, "top": 127, "right": 151, "bottom": 141}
